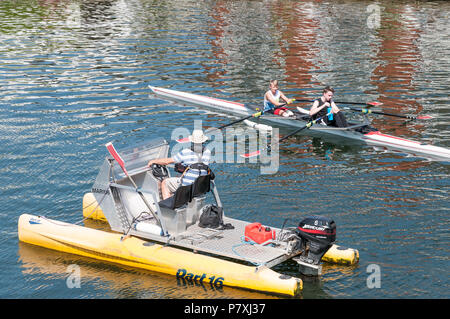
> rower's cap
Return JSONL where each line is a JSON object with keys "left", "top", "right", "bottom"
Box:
{"left": 189, "top": 129, "right": 208, "bottom": 143}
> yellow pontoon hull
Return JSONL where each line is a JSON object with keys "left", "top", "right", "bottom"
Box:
{"left": 82, "top": 192, "right": 359, "bottom": 266}
{"left": 18, "top": 214, "right": 302, "bottom": 297}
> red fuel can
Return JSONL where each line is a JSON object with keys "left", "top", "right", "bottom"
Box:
{"left": 244, "top": 222, "right": 276, "bottom": 245}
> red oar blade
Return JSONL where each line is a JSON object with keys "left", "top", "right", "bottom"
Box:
{"left": 366, "top": 102, "right": 383, "bottom": 107}
{"left": 240, "top": 150, "right": 261, "bottom": 158}
{"left": 416, "top": 115, "right": 433, "bottom": 120}
{"left": 105, "top": 142, "right": 128, "bottom": 175}
{"left": 176, "top": 137, "right": 190, "bottom": 143}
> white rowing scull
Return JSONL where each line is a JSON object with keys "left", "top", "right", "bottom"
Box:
{"left": 149, "top": 86, "right": 450, "bottom": 161}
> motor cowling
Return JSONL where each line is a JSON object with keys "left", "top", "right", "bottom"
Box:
{"left": 296, "top": 215, "right": 336, "bottom": 265}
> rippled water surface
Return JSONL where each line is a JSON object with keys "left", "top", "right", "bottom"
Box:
{"left": 1, "top": 0, "right": 449, "bottom": 299}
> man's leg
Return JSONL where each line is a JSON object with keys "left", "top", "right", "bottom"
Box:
{"left": 334, "top": 111, "right": 348, "bottom": 127}
{"left": 275, "top": 107, "right": 293, "bottom": 117}
{"left": 161, "top": 177, "right": 181, "bottom": 200}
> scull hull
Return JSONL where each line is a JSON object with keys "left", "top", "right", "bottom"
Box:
{"left": 149, "top": 86, "right": 450, "bottom": 160}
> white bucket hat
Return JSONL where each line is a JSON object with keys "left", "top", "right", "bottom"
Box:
{"left": 188, "top": 129, "right": 208, "bottom": 143}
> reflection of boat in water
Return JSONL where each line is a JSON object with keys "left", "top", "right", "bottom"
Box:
{"left": 149, "top": 86, "right": 450, "bottom": 161}
{"left": 17, "top": 242, "right": 276, "bottom": 299}
{"left": 18, "top": 138, "right": 358, "bottom": 297}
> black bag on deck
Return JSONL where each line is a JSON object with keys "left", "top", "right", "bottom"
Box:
{"left": 198, "top": 205, "right": 234, "bottom": 230}
{"left": 198, "top": 205, "right": 223, "bottom": 228}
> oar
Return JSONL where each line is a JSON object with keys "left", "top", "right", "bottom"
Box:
{"left": 215, "top": 110, "right": 264, "bottom": 130}
{"left": 344, "top": 106, "right": 433, "bottom": 120}
{"left": 105, "top": 142, "right": 163, "bottom": 229}
{"left": 292, "top": 98, "right": 432, "bottom": 120}
{"left": 176, "top": 109, "right": 266, "bottom": 143}
{"left": 241, "top": 112, "right": 332, "bottom": 158}
{"left": 291, "top": 98, "right": 382, "bottom": 107}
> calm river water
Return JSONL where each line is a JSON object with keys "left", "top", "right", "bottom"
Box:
{"left": 1, "top": 0, "right": 449, "bottom": 299}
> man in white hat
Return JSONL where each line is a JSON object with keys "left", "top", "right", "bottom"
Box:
{"left": 147, "top": 129, "right": 211, "bottom": 200}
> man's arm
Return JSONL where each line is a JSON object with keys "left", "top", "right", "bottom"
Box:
{"left": 279, "top": 91, "right": 293, "bottom": 105}
{"left": 330, "top": 101, "right": 340, "bottom": 113}
{"left": 147, "top": 157, "right": 175, "bottom": 167}
{"left": 310, "top": 100, "right": 328, "bottom": 116}
{"left": 265, "top": 91, "right": 283, "bottom": 108}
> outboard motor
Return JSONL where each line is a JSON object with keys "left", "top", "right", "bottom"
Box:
{"left": 294, "top": 215, "right": 336, "bottom": 276}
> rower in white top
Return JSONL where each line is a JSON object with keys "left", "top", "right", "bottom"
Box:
{"left": 263, "top": 80, "right": 295, "bottom": 117}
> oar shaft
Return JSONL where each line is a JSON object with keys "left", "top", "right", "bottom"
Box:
{"left": 217, "top": 111, "right": 262, "bottom": 130}
{"left": 179, "top": 110, "right": 264, "bottom": 143}
{"left": 126, "top": 175, "right": 161, "bottom": 225}
{"left": 127, "top": 173, "right": 163, "bottom": 227}
{"left": 210, "top": 101, "right": 288, "bottom": 131}
{"left": 241, "top": 111, "right": 331, "bottom": 158}
{"left": 106, "top": 143, "right": 162, "bottom": 228}
{"left": 335, "top": 101, "right": 377, "bottom": 106}
{"left": 278, "top": 112, "right": 331, "bottom": 143}
{"left": 348, "top": 107, "right": 427, "bottom": 120}
{"left": 278, "top": 123, "right": 309, "bottom": 143}
{"left": 293, "top": 99, "right": 428, "bottom": 120}
{"left": 292, "top": 98, "right": 379, "bottom": 107}
{"left": 368, "top": 110, "right": 418, "bottom": 119}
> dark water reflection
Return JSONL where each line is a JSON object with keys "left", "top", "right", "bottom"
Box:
{"left": 1, "top": 0, "right": 449, "bottom": 299}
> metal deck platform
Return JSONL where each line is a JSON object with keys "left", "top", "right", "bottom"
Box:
{"left": 134, "top": 217, "right": 299, "bottom": 268}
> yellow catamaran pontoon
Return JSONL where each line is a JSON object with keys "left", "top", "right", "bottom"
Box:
{"left": 18, "top": 138, "right": 358, "bottom": 297}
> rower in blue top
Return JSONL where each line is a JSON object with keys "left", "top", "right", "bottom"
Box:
{"left": 263, "top": 80, "right": 295, "bottom": 117}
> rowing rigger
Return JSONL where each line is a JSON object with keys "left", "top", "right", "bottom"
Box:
{"left": 148, "top": 86, "right": 450, "bottom": 161}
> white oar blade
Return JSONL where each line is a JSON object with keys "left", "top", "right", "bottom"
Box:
{"left": 243, "top": 120, "right": 272, "bottom": 131}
